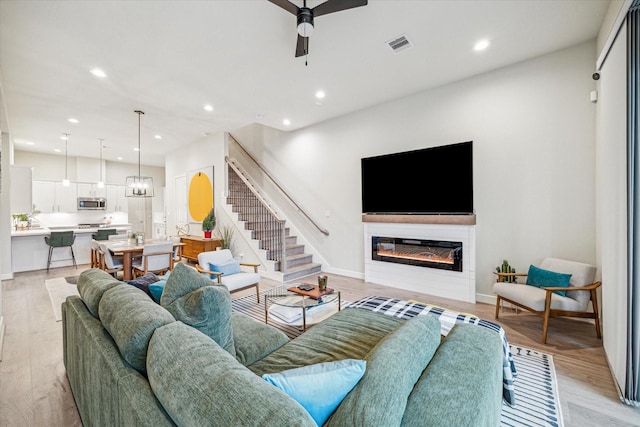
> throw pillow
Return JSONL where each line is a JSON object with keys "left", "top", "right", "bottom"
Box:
{"left": 161, "top": 263, "right": 236, "bottom": 356}
{"left": 149, "top": 271, "right": 171, "bottom": 303}
{"left": 209, "top": 259, "right": 242, "bottom": 277}
{"left": 262, "top": 359, "right": 366, "bottom": 426}
{"left": 126, "top": 272, "right": 159, "bottom": 297}
{"left": 526, "top": 264, "right": 572, "bottom": 296}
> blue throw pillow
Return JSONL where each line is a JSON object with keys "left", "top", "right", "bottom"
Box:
{"left": 526, "top": 265, "right": 572, "bottom": 296}
{"left": 149, "top": 271, "right": 171, "bottom": 303}
{"left": 263, "top": 359, "right": 366, "bottom": 426}
{"left": 209, "top": 259, "right": 242, "bottom": 277}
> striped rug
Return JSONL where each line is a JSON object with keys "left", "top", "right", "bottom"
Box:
{"left": 231, "top": 290, "right": 562, "bottom": 427}
{"left": 503, "top": 345, "right": 563, "bottom": 427}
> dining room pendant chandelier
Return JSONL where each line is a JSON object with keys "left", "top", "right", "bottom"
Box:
{"left": 125, "top": 110, "right": 154, "bottom": 197}
{"left": 62, "top": 133, "right": 70, "bottom": 187}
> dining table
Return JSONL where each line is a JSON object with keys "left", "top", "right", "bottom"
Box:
{"left": 101, "top": 238, "right": 186, "bottom": 281}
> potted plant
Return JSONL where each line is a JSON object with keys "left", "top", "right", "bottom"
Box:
{"left": 219, "top": 224, "right": 235, "bottom": 250}
{"left": 202, "top": 208, "right": 216, "bottom": 239}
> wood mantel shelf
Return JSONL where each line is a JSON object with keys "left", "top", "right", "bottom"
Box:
{"left": 361, "top": 214, "right": 476, "bottom": 225}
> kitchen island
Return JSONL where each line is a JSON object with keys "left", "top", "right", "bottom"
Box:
{"left": 11, "top": 225, "right": 131, "bottom": 273}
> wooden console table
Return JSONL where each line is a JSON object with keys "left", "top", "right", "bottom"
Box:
{"left": 180, "top": 235, "right": 222, "bottom": 263}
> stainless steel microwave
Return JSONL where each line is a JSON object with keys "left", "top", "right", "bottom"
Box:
{"left": 78, "top": 197, "right": 107, "bottom": 210}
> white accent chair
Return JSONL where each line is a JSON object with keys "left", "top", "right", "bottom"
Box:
{"left": 98, "top": 242, "right": 124, "bottom": 278}
{"left": 195, "top": 249, "right": 261, "bottom": 302}
{"left": 493, "top": 257, "right": 602, "bottom": 344}
{"left": 132, "top": 242, "right": 174, "bottom": 278}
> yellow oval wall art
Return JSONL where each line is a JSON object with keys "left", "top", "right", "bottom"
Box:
{"left": 188, "top": 172, "right": 214, "bottom": 222}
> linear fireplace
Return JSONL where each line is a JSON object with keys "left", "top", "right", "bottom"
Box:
{"left": 372, "top": 236, "right": 463, "bottom": 272}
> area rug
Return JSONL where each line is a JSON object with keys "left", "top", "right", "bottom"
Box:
{"left": 45, "top": 277, "right": 80, "bottom": 321}
{"left": 231, "top": 290, "right": 563, "bottom": 427}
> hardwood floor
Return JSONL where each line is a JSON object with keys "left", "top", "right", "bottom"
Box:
{"left": 1, "top": 266, "right": 639, "bottom": 426}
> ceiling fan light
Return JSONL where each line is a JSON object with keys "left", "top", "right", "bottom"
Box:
{"left": 297, "top": 8, "right": 314, "bottom": 37}
{"left": 62, "top": 179, "right": 70, "bottom": 187}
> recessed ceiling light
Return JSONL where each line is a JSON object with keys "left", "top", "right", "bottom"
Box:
{"left": 283, "top": 118, "right": 291, "bottom": 126}
{"left": 25, "top": 141, "right": 35, "bottom": 145}
{"left": 204, "top": 104, "right": 214, "bottom": 112}
{"left": 133, "top": 147, "right": 140, "bottom": 152}
{"left": 68, "top": 118, "right": 79, "bottom": 124}
{"left": 315, "top": 90, "right": 325, "bottom": 99}
{"left": 255, "top": 114, "right": 264, "bottom": 119}
{"left": 117, "top": 156, "right": 123, "bottom": 161}
{"left": 90, "top": 68, "right": 107, "bottom": 78}
{"left": 60, "top": 135, "right": 69, "bottom": 140}
{"left": 474, "top": 39, "right": 490, "bottom": 51}
{"left": 202, "top": 132, "right": 210, "bottom": 137}
{"left": 154, "top": 134, "right": 162, "bottom": 140}
{"left": 54, "top": 148, "right": 61, "bottom": 153}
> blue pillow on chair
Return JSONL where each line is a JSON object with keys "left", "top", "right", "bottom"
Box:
{"left": 526, "top": 265, "right": 572, "bottom": 296}
{"left": 209, "top": 259, "right": 242, "bottom": 277}
{"left": 263, "top": 359, "right": 366, "bottom": 426}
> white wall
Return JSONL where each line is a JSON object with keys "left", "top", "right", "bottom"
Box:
{"left": 232, "top": 41, "right": 598, "bottom": 298}
{"left": 597, "top": 19, "right": 628, "bottom": 398}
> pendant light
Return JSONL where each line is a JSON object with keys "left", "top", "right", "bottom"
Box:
{"left": 97, "top": 138, "right": 105, "bottom": 189}
{"left": 125, "top": 110, "right": 154, "bottom": 197}
{"left": 62, "top": 133, "right": 70, "bottom": 187}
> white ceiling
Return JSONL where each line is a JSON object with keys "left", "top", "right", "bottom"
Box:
{"left": 0, "top": 0, "right": 610, "bottom": 167}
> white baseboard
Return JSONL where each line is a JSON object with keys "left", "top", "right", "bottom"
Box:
{"left": 475, "top": 293, "right": 497, "bottom": 305}
{"left": 0, "top": 272, "right": 13, "bottom": 280}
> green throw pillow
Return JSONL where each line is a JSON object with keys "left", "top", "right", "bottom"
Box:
{"left": 161, "top": 263, "right": 236, "bottom": 356}
{"left": 263, "top": 359, "right": 366, "bottom": 426}
{"left": 526, "top": 264, "right": 572, "bottom": 296}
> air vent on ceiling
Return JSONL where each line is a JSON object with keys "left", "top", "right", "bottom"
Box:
{"left": 387, "top": 34, "right": 412, "bottom": 54}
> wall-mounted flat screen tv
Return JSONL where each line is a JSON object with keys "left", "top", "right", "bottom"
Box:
{"left": 361, "top": 141, "right": 473, "bottom": 215}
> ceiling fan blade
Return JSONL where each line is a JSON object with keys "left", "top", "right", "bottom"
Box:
{"left": 268, "top": 0, "right": 299, "bottom": 15}
{"left": 295, "top": 34, "right": 309, "bottom": 57}
{"left": 312, "top": 0, "right": 368, "bottom": 17}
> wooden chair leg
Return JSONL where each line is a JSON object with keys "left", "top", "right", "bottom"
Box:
{"left": 542, "top": 292, "right": 553, "bottom": 344}
{"left": 70, "top": 246, "right": 77, "bottom": 269}
{"left": 591, "top": 289, "right": 602, "bottom": 339}
{"left": 495, "top": 296, "right": 501, "bottom": 319}
{"left": 255, "top": 284, "right": 260, "bottom": 304}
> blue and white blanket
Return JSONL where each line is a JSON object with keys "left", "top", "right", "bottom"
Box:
{"left": 347, "top": 295, "right": 517, "bottom": 406}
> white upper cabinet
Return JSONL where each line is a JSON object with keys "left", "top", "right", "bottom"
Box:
{"left": 33, "top": 180, "right": 78, "bottom": 213}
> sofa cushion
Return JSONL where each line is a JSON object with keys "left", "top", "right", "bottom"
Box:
{"left": 400, "top": 323, "right": 503, "bottom": 427}
{"left": 160, "top": 262, "right": 235, "bottom": 356}
{"left": 248, "top": 308, "right": 405, "bottom": 376}
{"left": 492, "top": 282, "right": 583, "bottom": 312}
{"left": 126, "top": 272, "right": 159, "bottom": 297}
{"left": 76, "top": 268, "right": 122, "bottom": 319}
{"left": 147, "top": 321, "right": 317, "bottom": 427}
{"left": 526, "top": 264, "right": 571, "bottom": 296}
{"left": 327, "top": 315, "right": 441, "bottom": 427}
{"left": 263, "top": 359, "right": 366, "bottom": 426}
{"left": 99, "top": 284, "right": 175, "bottom": 374}
{"left": 231, "top": 313, "right": 290, "bottom": 366}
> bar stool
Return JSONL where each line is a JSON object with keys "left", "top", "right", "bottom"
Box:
{"left": 45, "top": 231, "right": 77, "bottom": 272}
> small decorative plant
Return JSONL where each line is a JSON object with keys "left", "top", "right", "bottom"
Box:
{"left": 496, "top": 259, "right": 517, "bottom": 283}
{"left": 219, "top": 225, "right": 235, "bottom": 250}
{"left": 202, "top": 208, "right": 216, "bottom": 238}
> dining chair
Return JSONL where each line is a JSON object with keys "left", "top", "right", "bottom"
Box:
{"left": 132, "top": 242, "right": 174, "bottom": 278}
{"left": 98, "top": 242, "right": 125, "bottom": 278}
{"left": 90, "top": 239, "right": 102, "bottom": 268}
{"left": 170, "top": 236, "right": 182, "bottom": 264}
{"left": 44, "top": 231, "right": 76, "bottom": 272}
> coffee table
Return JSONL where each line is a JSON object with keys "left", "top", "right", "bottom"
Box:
{"left": 264, "top": 286, "right": 341, "bottom": 331}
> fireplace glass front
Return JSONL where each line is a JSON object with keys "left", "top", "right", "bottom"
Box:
{"left": 372, "top": 236, "right": 463, "bottom": 272}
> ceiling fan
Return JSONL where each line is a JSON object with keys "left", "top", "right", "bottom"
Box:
{"left": 268, "top": 0, "right": 368, "bottom": 58}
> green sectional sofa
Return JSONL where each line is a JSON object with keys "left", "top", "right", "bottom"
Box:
{"left": 62, "top": 266, "right": 504, "bottom": 426}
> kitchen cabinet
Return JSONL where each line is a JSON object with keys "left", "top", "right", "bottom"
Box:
{"left": 77, "top": 183, "right": 107, "bottom": 198}
{"left": 33, "top": 180, "right": 77, "bottom": 213}
{"left": 106, "top": 184, "right": 127, "bottom": 212}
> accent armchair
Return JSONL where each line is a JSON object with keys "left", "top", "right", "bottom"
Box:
{"left": 493, "top": 257, "right": 601, "bottom": 344}
{"left": 195, "top": 249, "right": 261, "bottom": 302}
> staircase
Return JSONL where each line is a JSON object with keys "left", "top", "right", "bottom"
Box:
{"left": 227, "top": 166, "right": 321, "bottom": 282}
